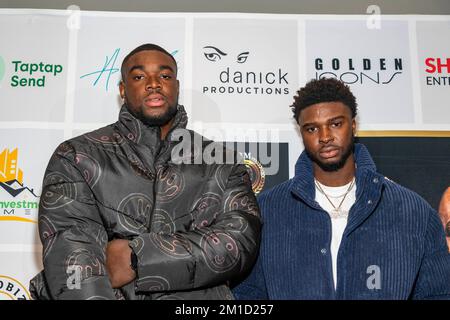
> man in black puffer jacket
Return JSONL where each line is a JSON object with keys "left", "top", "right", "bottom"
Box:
{"left": 29, "top": 43, "right": 261, "bottom": 300}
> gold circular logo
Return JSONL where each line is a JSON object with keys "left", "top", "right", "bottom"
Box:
{"left": 244, "top": 157, "right": 266, "bottom": 194}
{"left": 0, "top": 275, "right": 31, "bottom": 300}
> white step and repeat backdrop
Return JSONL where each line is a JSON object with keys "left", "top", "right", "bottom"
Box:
{"left": 0, "top": 9, "right": 449, "bottom": 299}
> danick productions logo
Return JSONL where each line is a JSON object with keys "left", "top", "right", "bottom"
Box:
{"left": 424, "top": 57, "right": 450, "bottom": 86}
{"left": 1, "top": 56, "right": 63, "bottom": 87}
{"left": 201, "top": 45, "right": 290, "bottom": 95}
{"left": 0, "top": 275, "right": 31, "bottom": 300}
{"left": 0, "top": 148, "right": 38, "bottom": 223}
{"left": 313, "top": 57, "right": 404, "bottom": 85}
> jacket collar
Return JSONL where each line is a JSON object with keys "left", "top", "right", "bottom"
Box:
{"left": 116, "top": 104, "right": 188, "bottom": 147}
{"left": 113, "top": 104, "right": 189, "bottom": 178}
{"left": 290, "top": 143, "right": 385, "bottom": 234}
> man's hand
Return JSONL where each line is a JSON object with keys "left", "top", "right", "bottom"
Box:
{"left": 106, "top": 239, "right": 136, "bottom": 288}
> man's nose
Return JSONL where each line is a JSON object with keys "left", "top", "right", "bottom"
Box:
{"left": 145, "top": 77, "right": 161, "bottom": 91}
{"left": 319, "top": 127, "right": 333, "bottom": 144}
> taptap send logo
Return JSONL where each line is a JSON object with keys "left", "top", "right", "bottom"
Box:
{"left": 1, "top": 57, "right": 63, "bottom": 88}
{"left": 0, "top": 275, "right": 31, "bottom": 300}
{"left": 0, "top": 148, "right": 38, "bottom": 223}
{"left": 201, "top": 45, "right": 290, "bottom": 96}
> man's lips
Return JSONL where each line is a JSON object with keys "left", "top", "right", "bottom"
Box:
{"left": 319, "top": 147, "right": 339, "bottom": 159}
{"left": 144, "top": 94, "right": 166, "bottom": 108}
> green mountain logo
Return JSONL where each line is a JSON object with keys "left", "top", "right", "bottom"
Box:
{"left": 0, "top": 56, "right": 5, "bottom": 82}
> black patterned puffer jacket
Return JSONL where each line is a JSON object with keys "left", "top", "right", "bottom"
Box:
{"left": 29, "top": 105, "right": 261, "bottom": 300}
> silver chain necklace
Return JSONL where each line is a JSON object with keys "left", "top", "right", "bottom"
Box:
{"left": 315, "top": 178, "right": 356, "bottom": 219}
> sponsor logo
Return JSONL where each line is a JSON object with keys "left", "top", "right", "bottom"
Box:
{"left": 0, "top": 148, "right": 38, "bottom": 223}
{"left": 424, "top": 57, "right": 450, "bottom": 86}
{"left": 0, "top": 55, "right": 5, "bottom": 83}
{"left": 0, "top": 275, "right": 31, "bottom": 300}
{"left": 80, "top": 48, "right": 180, "bottom": 92}
{"left": 80, "top": 48, "right": 121, "bottom": 91}
{"left": 314, "top": 57, "right": 404, "bottom": 85}
{"left": 243, "top": 154, "right": 266, "bottom": 194}
{"left": 237, "top": 142, "right": 289, "bottom": 194}
{"left": 6, "top": 59, "right": 63, "bottom": 88}
{"left": 201, "top": 45, "right": 290, "bottom": 95}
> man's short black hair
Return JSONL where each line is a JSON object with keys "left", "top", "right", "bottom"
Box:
{"left": 120, "top": 43, "right": 178, "bottom": 80}
{"left": 291, "top": 78, "right": 358, "bottom": 123}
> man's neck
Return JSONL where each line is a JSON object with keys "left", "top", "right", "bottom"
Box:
{"left": 160, "top": 118, "right": 175, "bottom": 140}
{"left": 313, "top": 155, "right": 356, "bottom": 187}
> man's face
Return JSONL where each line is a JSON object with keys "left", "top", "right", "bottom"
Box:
{"left": 119, "top": 50, "right": 179, "bottom": 127}
{"left": 298, "top": 102, "right": 356, "bottom": 172}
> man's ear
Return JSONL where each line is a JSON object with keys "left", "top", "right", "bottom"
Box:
{"left": 119, "top": 80, "right": 125, "bottom": 99}
{"left": 352, "top": 118, "right": 357, "bottom": 136}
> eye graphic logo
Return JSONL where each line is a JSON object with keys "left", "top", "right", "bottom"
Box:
{"left": 0, "top": 148, "right": 38, "bottom": 223}
{"left": 0, "top": 56, "right": 5, "bottom": 83}
{"left": 203, "top": 46, "right": 249, "bottom": 64}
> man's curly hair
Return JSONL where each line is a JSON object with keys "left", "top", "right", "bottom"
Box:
{"left": 291, "top": 78, "right": 357, "bottom": 123}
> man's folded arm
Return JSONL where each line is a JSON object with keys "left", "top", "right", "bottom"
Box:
{"left": 38, "top": 145, "right": 116, "bottom": 300}
{"left": 129, "top": 164, "right": 262, "bottom": 293}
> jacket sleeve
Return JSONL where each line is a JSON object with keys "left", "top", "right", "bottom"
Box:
{"left": 232, "top": 192, "right": 269, "bottom": 300}
{"left": 411, "top": 207, "right": 450, "bottom": 300}
{"left": 129, "top": 164, "right": 262, "bottom": 293}
{"left": 38, "top": 143, "right": 116, "bottom": 300}
{"left": 232, "top": 248, "right": 268, "bottom": 300}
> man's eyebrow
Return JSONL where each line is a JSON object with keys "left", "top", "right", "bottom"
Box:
{"left": 128, "top": 64, "right": 175, "bottom": 74}
{"left": 159, "top": 65, "right": 175, "bottom": 73}
{"left": 128, "top": 65, "right": 145, "bottom": 73}
{"left": 301, "top": 122, "right": 316, "bottom": 129}
{"left": 328, "top": 115, "right": 345, "bottom": 122}
{"left": 301, "top": 116, "right": 346, "bottom": 128}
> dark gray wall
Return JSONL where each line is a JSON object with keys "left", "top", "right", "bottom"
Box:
{"left": 1, "top": 0, "right": 450, "bottom": 14}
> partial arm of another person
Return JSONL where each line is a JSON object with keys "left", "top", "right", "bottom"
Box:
{"left": 411, "top": 206, "right": 450, "bottom": 300}
{"left": 438, "top": 187, "right": 450, "bottom": 251}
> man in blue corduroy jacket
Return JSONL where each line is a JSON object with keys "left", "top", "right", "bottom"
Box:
{"left": 233, "top": 78, "right": 450, "bottom": 299}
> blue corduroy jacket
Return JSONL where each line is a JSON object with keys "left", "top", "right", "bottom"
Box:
{"left": 233, "top": 143, "right": 450, "bottom": 299}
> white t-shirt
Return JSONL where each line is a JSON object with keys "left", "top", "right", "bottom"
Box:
{"left": 314, "top": 178, "right": 357, "bottom": 290}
